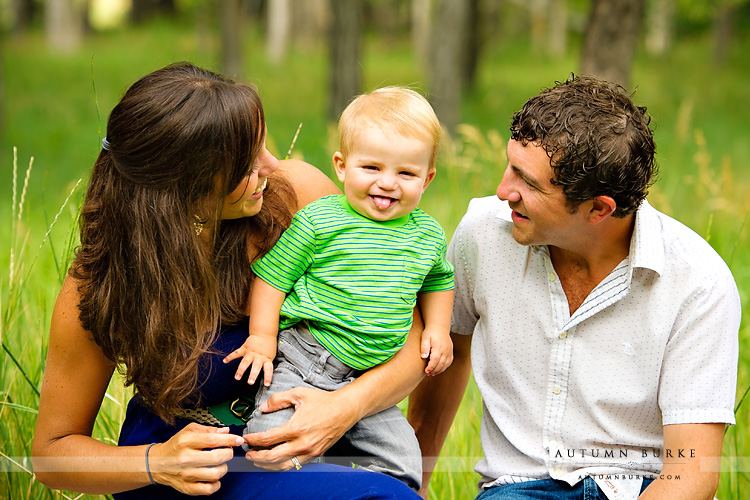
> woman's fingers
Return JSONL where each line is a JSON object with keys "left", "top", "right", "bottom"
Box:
{"left": 244, "top": 387, "right": 353, "bottom": 467}
{"left": 179, "top": 424, "right": 245, "bottom": 451}
{"left": 152, "top": 424, "right": 244, "bottom": 493}
{"left": 245, "top": 449, "right": 313, "bottom": 471}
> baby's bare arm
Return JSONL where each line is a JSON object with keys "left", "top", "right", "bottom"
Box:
{"left": 223, "top": 277, "right": 286, "bottom": 386}
{"left": 417, "top": 289, "right": 455, "bottom": 375}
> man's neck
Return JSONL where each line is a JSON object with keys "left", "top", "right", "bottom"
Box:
{"left": 549, "top": 214, "right": 635, "bottom": 314}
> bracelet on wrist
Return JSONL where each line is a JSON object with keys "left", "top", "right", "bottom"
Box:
{"left": 145, "top": 443, "right": 157, "bottom": 486}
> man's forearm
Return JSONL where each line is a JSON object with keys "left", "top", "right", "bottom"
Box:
{"left": 408, "top": 333, "right": 472, "bottom": 495}
{"left": 638, "top": 423, "right": 724, "bottom": 500}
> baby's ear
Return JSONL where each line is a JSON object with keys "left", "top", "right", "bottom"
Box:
{"left": 422, "top": 168, "right": 436, "bottom": 191}
{"left": 332, "top": 152, "right": 346, "bottom": 183}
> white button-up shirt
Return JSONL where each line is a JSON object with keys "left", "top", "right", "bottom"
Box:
{"left": 449, "top": 196, "right": 739, "bottom": 500}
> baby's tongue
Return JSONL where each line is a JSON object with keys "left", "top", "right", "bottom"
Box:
{"left": 371, "top": 196, "right": 393, "bottom": 210}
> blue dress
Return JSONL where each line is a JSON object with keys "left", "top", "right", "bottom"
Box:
{"left": 114, "top": 321, "right": 420, "bottom": 499}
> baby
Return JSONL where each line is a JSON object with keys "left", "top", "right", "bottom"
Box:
{"left": 224, "top": 87, "right": 454, "bottom": 490}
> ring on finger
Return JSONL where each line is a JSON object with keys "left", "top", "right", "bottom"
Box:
{"left": 290, "top": 456, "right": 302, "bottom": 470}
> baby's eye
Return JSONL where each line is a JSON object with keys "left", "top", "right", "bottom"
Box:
{"left": 362, "top": 165, "right": 378, "bottom": 171}
{"left": 400, "top": 170, "right": 417, "bottom": 177}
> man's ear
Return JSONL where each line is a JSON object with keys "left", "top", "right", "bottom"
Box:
{"left": 422, "top": 169, "right": 436, "bottom": 192}
{"left": 332, "top": 152, "right": 346, "bottom": 183}
{"left": 589, "top": 195, "right": 617, "bottom": 224}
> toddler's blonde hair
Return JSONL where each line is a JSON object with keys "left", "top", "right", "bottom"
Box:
{"left": 338, "top": 86, "right": 441, "bottom": 170}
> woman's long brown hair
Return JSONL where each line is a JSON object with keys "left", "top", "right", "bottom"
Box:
{"left": 71, "top": 63, "right": 295, "bottom": 422}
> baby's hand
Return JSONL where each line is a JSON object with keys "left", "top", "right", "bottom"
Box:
{"left": 223, "top": 335, "right": 277, "bottom": 387}
{"left": 421, "top": 329, "right": 454, "bottom": 376}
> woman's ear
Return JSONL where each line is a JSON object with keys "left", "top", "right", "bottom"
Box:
{"left": 332, "top": 152, "right": 346, "bottom": 183}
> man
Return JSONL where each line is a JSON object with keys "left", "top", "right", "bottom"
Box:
{"left": 408, "top": 76, "right": 739, "bottom": 500}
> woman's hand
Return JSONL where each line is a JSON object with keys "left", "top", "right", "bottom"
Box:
{"left": 150, "top": 423, "right": 245, "bottom": 495}
{"left": 243, "top": 387, "right": 359, "bottom": 470}
{"left": 241, "top": 305, "right": 426, "bottom": 472}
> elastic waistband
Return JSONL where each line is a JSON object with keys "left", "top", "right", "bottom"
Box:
{"left": 279, "top": 324, "right": 362, "bottom": 379}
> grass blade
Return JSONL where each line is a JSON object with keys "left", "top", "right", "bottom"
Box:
{"left": 285, "top": 122, "right": 303, "bottom": 159}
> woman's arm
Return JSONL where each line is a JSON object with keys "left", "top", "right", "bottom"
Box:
{"left": 32, "top": 277, "right": 244, "bottom": 495}
{"left": 244, "top": 311, "right": 427, "bottom": 469}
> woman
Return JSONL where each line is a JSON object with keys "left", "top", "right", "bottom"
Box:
{"left": 32, "top": 63, "right": 425, "bottom": 498}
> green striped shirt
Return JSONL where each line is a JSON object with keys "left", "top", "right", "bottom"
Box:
{"left": 252, "top": 194, "right": 454, "bottom": 370}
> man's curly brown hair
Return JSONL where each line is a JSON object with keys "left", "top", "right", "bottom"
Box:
{"left": 510, "top": 75, "right": 657, "bottom": 217}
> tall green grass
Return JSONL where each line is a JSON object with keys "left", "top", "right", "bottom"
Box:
{"left": 1, "top": 21, "right": 748, "bottom": 499}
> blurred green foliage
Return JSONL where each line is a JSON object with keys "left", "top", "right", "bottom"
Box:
{"left": 1, "top": 12, "right": 749, "bottom": 499}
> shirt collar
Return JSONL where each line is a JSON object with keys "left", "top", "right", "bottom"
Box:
{"left": 493, "top": 198, "right": 665, "bottom": 274}
{"left": 628, "top": 200, "right": 665, "bottom": 275}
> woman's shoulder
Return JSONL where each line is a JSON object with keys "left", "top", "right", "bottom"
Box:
{"left": 52, "top": 275, "right": 102, "bottom": 347}
{"left": 276, "top": 159, "right": 340, "bottom": 212}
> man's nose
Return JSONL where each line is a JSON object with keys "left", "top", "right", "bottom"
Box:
{"left": 496, "top": 168, "right": 520, "bottom": 202}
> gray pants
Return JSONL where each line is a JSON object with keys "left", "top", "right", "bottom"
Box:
{"left": 244, "top": 325, "right": 422, "bottom": 491}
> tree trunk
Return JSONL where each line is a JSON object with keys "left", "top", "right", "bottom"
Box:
{"left": 328, "top": 0, "right": 362, "bottom": 122}
{"left": 461, "top": 0, "right": 482, "bottom": 90}
{"left": 645, "top": 0, "right": 673, "bottom": 56}
{"left": 45, "top": 0, "right": 83, "bottom": 52}
{"left": 580, "top": 0, "right": 645, "bottom": 89}
{"left": 266, "top": 0, "right": 291, "bottom": 64}
{"left": 530, "top": 0, "right": 548, "bottom": 54}
{"left": 429, "top": 0, "right": 470, "bottom": 132}
{"left": 547, "top": 0, "right": 568, "bottom": 56}
{"left": 292, "top": 0, "right": 330, "bottom": 48}
{"left": 131, "top": 0, "right": 175, "bottom": 23}
{"left": 368, "top": 0, "right": 409, "bottom": 40}
{"left": 12, "top": 0, "right": 38, "bottom": 34}
{"left": 80, "top": 0, "right": 92, "bottom": 34}
{"left": 412, "top": 0, "right": 433, "bottom": 70}
{"left": 221, "top": 0, "right": 245, "bottom": 78}
{"left": 194, "top": 0, "right": 212, "bottom": 53}
{"left": 712, "top": 4, "right": 733, "bottom": 66}
{"left": 0, "top": 32, "right": 3, "bottom": 133}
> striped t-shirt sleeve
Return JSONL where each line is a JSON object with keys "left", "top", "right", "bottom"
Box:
{"left": 421, "top": 232, "right": 454, "bottom": 293}
{"left": 251, "top": 211, "right": 317, "bottom": 293}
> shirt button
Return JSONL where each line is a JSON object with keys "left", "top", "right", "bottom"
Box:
{"left": 553, "top": 386, "right": 562, "bottom": 395}
{"left": 548, "top": 273, "right": 557, "bottom": 282}
{"left": 558, "top": 332, "right": 567, "bottom": 340}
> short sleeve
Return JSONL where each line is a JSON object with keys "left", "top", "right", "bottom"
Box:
{"left": 421, "top": 231, "right": 455, "bottom": 293}
{"left": 658, "top": 273, "right": 740, "bottom": 425}
{"left": 448, "top": 206, "right": 480, "bottom": 336}
{"left": 251, "top": 210, "right": 317, "bottom": 293}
